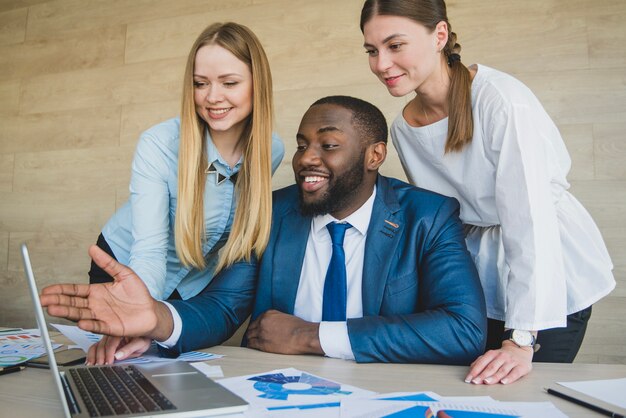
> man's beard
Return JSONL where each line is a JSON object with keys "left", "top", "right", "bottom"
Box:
{"left": 298, "top": 150, "right": 365, "bottom": 217}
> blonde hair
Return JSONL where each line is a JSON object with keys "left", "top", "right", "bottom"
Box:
{"left": 360, "top": 0, "right": 473, "bottom": 153}
{"left": 176, "top": 22, "right": 274, "bottom": 272}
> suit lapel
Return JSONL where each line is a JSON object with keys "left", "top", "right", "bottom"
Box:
{"left": 272, "top": 207, "right": 310, "bottom": 314}
{"left": 362, "top": 176, "right": 403, "bottom": 316}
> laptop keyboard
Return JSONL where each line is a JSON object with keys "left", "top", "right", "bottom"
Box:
{"left": 68, "top": 365, "right": 176, "bottom": 417}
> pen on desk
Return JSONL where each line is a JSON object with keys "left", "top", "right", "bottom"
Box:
{"left": 545, "top": 387, "right": 625, "bottom": 418}
{"left": 0, "top": 365, "right": 25, "bottom": 376}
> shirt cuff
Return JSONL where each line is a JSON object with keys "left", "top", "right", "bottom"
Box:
{"left": 318, "top": 321, "right": 355, "bottom": 360}
{"left": 155, "top": 301, "right": 183, "bottom": 348}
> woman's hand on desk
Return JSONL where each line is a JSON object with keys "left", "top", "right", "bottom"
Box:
{"left": 87, "top": 336, "right": 151, "bottom": 365}
{"left": 465, "top": 341, "right": 533, "bottom": 385}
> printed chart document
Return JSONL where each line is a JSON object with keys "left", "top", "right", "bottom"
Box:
{"left": 340, "top": 392, "right": 568, "bottom": 418}
{"left": 0, "top": 329, "right": 61, "bottom": 366}
{"left": 548, "top": 377, "right": 626, "bottom": 417}
{"left": 217, "top": 367, "right": 374, "bottom": 416}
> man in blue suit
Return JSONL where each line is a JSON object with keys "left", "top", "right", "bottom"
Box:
{"left": 42, "top": 96, "right": 486, "bottom": 365}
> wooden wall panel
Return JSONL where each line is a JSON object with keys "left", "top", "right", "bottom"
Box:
{"left": 519, "top": 69, "right": 626, "bottom": 125}
{"left": 0, "top": 0, "right": 623, "bottom": 363}
{"left": 120, "top": 100, "right": 179, "bottom": 147}
{"left": 8, "top": 231, "right": 93, "bottom": 280}
{"left": 0, "top": 7, "right": 26, "bottom": 45}
{"left": 0, "top": 1, "right": 47, "bottom": 13}
{"left": 0, "top": 231, "right": 8, "bottom": 271}
{"left": 0, "top": 191, "right": 113, "bottom": 233}
{"left": 0, "top": 79, "right": 20, "bottom": 114}
{"left": 0, "top": 25, "right": 126, "bottom": 80}
{"left": 594, "top": 123, "right": 626, "bottom": 180}
{"left": 588, "top": 11, "right": 626, "bottom": 69}
{"left": 0, "top": 107, "right": 121, "bottom": 154}
{"left": 20, "top": 58, "right": 185, "bottom": 115}
{"left": 25, "top": 0, "right": 252, "bottom": 41}
{"left": 0, "top": 154, "right": 13, "bottom": 192}
{"left": 13, "top": 146, "right": 134, "bottom": 193}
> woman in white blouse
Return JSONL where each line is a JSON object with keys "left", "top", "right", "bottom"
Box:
{"left": 360, "top": 0, "right": 615, "bottom": 384}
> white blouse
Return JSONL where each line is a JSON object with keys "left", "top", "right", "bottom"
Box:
{"left": 390, "top": 64, "right": 615, "bottom": 330}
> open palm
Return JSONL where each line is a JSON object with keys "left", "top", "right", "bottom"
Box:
{"left": 41, "top": 245, "right": 158, "bottom": 337}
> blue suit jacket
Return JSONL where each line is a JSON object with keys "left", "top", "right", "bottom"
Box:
{"left": 164, "top": 175, "right": 486, "bottom": 364}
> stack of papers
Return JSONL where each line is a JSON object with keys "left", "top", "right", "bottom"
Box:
{"left": 216, "top": 368, "right": 568, "bottom": 418}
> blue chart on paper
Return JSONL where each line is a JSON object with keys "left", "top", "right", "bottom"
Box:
{"left": 249, "top": 372, "right": 352, "bottom": 400}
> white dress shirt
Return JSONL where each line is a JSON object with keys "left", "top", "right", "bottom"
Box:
{"left": 294, "top": 187, "right": 376, "bottom": 360}
{"left": 160, "top": 187, "right": 376, "bottom": 355}
{"left": 390, "top": 64, "right": 615, "bottom": 330}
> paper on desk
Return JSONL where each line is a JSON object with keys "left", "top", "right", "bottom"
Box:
{"left": 557, "top": 377, "right": 626, "bottom": 409}
{"left": 0, "top": 329, "right": 62, "bottom": 366}
{"left": 340, "top": 392, "right": 568, "bottom": 418}
{"left": 50, "top": 323, "right": 223, "bottom": 364}
{"left": 217, "top": 367, "right": 375, "bottom": 410}
{"left": 190, "top": 362, "right": 224, "bottom": 378}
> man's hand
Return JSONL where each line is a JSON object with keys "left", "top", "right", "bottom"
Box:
{"left": 465, "top": 340, "right": 533, "bottom": 385}
{"left": 246, "top": 310, "right": 324, "bottom": 355}
{"left": 40, "top": 245, "right": 172, "bottom": 341}
{"left": 87, "top": 336, "right": 152, "bottom": 365}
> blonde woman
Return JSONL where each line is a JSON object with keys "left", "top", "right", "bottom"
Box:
{"left": 87, "top": 22, "right": 284, "bottom": 363}
{"left": 361, "top": 0, "right": 614, "bottom": 384}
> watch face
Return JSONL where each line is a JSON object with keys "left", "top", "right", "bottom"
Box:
{"left": 512, "top": 330, "right": 534, "bottom": 346}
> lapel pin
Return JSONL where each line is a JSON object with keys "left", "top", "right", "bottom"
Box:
{"left": 384, "top": 220, "right": 399, "bottom": 229}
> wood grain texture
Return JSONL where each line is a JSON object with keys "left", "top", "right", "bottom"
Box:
{"left": 0, "top": 191, "right": 113, "bottom": 233}
{"left": 0, "top": 0, "right": 47, "bottom": 13}
{"left": 0, "top": 153, "right": 13, "bottom": 192}
{"left": 0, "top": 7, "right": 26, "bottom": 46}
{"left": 594, "top": 123, "right": 626, "bottom": 180}
{"left": 120, "top": 100, "right": 179, "bottom": 147}
{"left": 0, "top": 25, "right": 126, "bottom": 80}
{"left": 13, "top": 145, "right": 134, "bottom": 193}
{"left": 0, "top": 106, "right": 121, "bottom": 154}
{"left": 20, "top": 58, "right": 185, "bottom": 115}
{"left": 0, "top": 0, "right": 623, "bottom": 364}
{"left": 0, "top": 79, "right": 20, "bottom": 115}
{"left": 25, "top": 0, "right": 252, "bottom": 41}
{"left": 0, "top": 231, "right": 8, "bottom": 272}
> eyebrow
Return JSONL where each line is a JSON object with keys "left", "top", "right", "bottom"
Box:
{"left": 193, "top": 73, "right": 243, "bottom": 79}
{"left": 296, "top": 126, "right": 343, "bottom": 140}
{"left": 363, "top": 33, "right": 407, "bottom": 48}
{"left": 318, "top": 126, "right": 342, "bottom": 134}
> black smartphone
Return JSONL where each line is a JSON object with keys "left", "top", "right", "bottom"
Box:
{"left": 26, "top": 348, "right": 86, "bottom": 369}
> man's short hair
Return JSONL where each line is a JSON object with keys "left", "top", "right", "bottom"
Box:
{"left": 311, "top": 95, "right": 388, "bottom": 144}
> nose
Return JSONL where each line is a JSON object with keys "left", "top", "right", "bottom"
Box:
{"left": 293, "top": 145, "right": 322, "bottom": 170}
{"left": 204, "top": 85, "right": 223, "bottom": 104}
{"left": 372, "top": 50, "right": 392, "bottom": 74}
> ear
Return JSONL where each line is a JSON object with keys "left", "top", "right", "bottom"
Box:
{"left": 365, "top": 141, "right": 387, "bottom": 171}
{"left": 434, "top": 20, "right": 449, "bottom": 52}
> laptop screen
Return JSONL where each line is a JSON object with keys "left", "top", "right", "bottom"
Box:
{"left": 21, "top": 243, "right": 73, "bottom": 418}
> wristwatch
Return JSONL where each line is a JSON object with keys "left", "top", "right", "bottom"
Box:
{"left": 503, "top": 329, "right": 540, "bottom": 352}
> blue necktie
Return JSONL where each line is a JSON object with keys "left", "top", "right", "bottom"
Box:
{"left": 322, "top": 222, "right": 353, "bottom": 321}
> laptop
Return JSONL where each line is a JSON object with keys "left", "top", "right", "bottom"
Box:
{"left": 21, "top": 243, "right": 248, "bottom": 418}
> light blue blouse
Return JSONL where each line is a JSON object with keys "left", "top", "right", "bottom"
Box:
{"left": 102, "top": 117, "right": 285, "bottom": 300}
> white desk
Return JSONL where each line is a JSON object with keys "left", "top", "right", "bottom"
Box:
{"left": 1, "top": 345, "right": 624, "bottom": 417}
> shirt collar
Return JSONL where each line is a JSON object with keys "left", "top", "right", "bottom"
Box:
{"left": 311, "top": 185, "right": 377, "bottom": 237}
